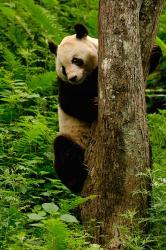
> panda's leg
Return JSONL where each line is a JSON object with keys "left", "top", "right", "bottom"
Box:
{"left": 54, "top": 134, "right": 87, "bottom": 194}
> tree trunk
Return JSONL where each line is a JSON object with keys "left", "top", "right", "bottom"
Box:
{"left": 80, "top": 0, "right": 163, "bottom": 249}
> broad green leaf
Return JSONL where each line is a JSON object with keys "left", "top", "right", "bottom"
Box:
{"left": 42, "top": 202, "right": 59, "bottom": 213}
{"left": 27, "top": 213, "right": 46, "bottom": 221}
{"left": 19, "top": 184, "right": 27, "bottom": 194}
{"left": 60, "top": 214, "right": 78, "bottom": 223}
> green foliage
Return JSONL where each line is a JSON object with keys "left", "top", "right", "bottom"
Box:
{"left": 148, "top": 111, "right": 166, "bottom": 250}
{"left": 156, "top": 36, "right": 166, "bottom": 56}
{"left": 55, "top": 0, "right": 99, "bottom": 37}
{"left": 0, "top": 0, "right": 166, "bottom": 249}
{"left": 28, "top": 71, "right": 57, "bottom": 94}
{"left": 20, "top": 0, "right": 64, "bottom": 41}
{"left": 44, "top": 218, "right": 70, "bottom": 250}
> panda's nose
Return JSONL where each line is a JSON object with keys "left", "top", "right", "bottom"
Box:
{"left": 69, "top": 76, "right": 77, "bottom": 82}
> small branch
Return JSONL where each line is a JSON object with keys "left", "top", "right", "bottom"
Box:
{"left": 139, "top": 0, "right": 164, "bottom": 79}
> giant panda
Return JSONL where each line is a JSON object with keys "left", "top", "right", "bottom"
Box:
{"left": 49, "top": 24, "right": 98, "bottom": 193}
{"left": 49, "top": 24, "right": 162, "bottom": 194}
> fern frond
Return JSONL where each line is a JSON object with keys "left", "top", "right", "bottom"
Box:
{"left": 20, "top": 0, "right": 65, "bottom": 41}
{"left": 0, "top": 5, "right": 16, "bottom": 20}
{"left": 14, "top": 115, "right": 53, "bottom": 154}
{"left": 3, "top": 48, "right": 21, "bottom": 70}
{"left": 156, "top": 36, "right": 166, "bottom": 56}
{"left": 27, "top": 71, "right": 56, "bottom": 93}
{"left": 0, "top": 5, "right": 33, "bottom": 40}
{"left": 44, "top": 218, "right": 69, "bottom": 250}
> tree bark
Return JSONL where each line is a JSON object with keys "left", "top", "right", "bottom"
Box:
{"left": 80, "top": 0, "right": 163, "bottom": 249}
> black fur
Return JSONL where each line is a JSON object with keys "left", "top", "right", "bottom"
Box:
{"left": 149, "top": 45, "right": 162, "bottom": 74}
{"left": 54, "top": 135, "right": 87, "bottom": 193}
{"left": 74, "top": 24, "right": 88, "bottom": 39}
{"left": 48, "top": 40, "right": 57, "bottom": 55}
{"left": 58, "top": 67, "right": 98, "bottom": 123}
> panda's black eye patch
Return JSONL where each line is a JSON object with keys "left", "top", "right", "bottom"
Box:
{"left": 62, "top": 66, "right": 67, "bottom": 76}
{"left": 72, "top": 58, "right": 84, "bottom": 67}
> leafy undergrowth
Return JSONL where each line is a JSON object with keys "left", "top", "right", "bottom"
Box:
{"left": 0, "top": 0, "right": 166, "bottom": 249}
{"left": 0, "top": 44, "right": 102, "bottom": 250}
{"left": 147, "top": 111, "right": 166, "bottom": 250}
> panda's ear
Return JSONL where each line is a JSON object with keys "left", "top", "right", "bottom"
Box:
{"left": 48, "top": 40, "right": 58, "bottom": 55}
{"left": 74, "top": 24, "right": 88, "bottom": 39}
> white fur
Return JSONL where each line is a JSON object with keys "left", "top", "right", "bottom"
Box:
{"left": 56, "top": 32, "right": 98, "bottom": 148}
{"left": 56, "top": 34, "right": 98, "bottom": 84}
{"left": 58, "top": 106, "right": 91, "bottom": 147}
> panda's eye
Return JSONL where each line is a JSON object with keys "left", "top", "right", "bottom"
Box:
{"left": 72, "top": 57, "right": 84, "bottom": 67}
{"left": 62, "top": 66, "right": 67, "bottom": 76}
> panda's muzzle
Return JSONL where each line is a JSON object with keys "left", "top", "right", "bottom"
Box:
{"left": 68, "top": 75, "right": 77, "bottom": 83}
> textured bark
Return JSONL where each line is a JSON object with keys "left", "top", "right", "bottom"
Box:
{"left": 80, "top": 0, "right": 163, "bottom": 249}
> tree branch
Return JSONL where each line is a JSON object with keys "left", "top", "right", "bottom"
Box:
{"left": 139, "top": 0, "right": 164, "bottom": 79}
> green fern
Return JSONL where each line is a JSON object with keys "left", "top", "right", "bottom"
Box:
{"left": 0, "top": 5, "right": 16, "bottom": 20}
{"left": 156, "top": 36, "right": 166, "bottom": 56}
{"left": 20, "top": 0, "right": 65, "bottom": 41}
{"left": 14, "top": 115, "right": 52, "bottom": 154}
{"left": 27, "top": 71, "right": 56, "bottom": 93}
{"left": 0, "top": 4, "right": 33, "bottom": 45}
{"left": 3, "top": 48, "right": 21, "bottom": 70}
{"left": 44, "top": 218, "right": 69, "bottom": 250}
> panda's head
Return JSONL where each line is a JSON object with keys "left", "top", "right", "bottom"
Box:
{"left": 49, "top": 24, "right": 98, "bottom": 85}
